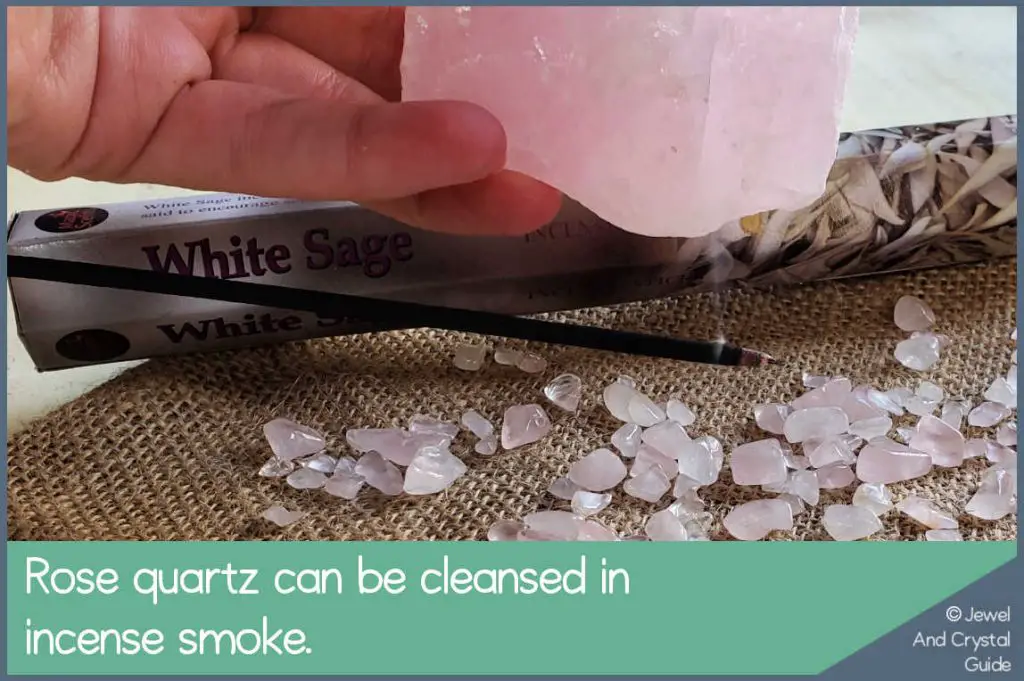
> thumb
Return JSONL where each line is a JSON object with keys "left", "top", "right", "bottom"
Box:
{"left": 116, "top": 80, "right": 509, "bottom": 201}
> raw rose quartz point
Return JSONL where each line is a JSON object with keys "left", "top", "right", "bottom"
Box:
{"left": 569, "top": 448, "right": 628, "bottom": 491}
{"left": 401, "top": 7, "right": 859, "bottom": 238}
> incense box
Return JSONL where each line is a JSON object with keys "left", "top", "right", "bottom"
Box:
{"left": 7, "top": 115, "right": 1017, "bottom": 371}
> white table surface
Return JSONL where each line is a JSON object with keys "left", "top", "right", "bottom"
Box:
{"left": 6, "top": 7, "right": 1018, "bottom": 434}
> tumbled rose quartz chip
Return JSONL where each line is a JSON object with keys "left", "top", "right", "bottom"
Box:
{"left": 804, "top": 437, "right": 855, "bottom": 468}
{"left": 263, "top": 418, "right": 327, "bottom": 461}
{"left": 894, "top": 334, "right": 942, "bottom": 371}
{"left": 488, "top": 519, "right": 526, "bottom": 541}
{"left": 753, "top": 403, "right": 791, "bottom": 435}
{"left": 996, "top": 422, "right": 1017, "bottom": 448}
{"left": 723, "top": 499, "right": 794, "bottom": 541}
{"left": 908, "top": 414, "right": 965, "bottom": 467}
{"left": 925, "top": 529, "right": 963, "bottom": 541}
{"left": 822, "top": 505, "right": 883, "bottom": 541}
{"left": 346, "top": 428, "right": 451, "bottom": 467}
{"left": 522, "top": 510, "right": 580, "bottom": 540}
{"left": 403, "top": 446, "right": 468, "bottom": 495}
{"left": 500, "top": 404, "right": 552, "bottom": 449}
{"left": 354, "top": 452, "right": 404, "bottom": 496}
{"left": 302, "top": 453, "right": 339, "bottom": 474}
{"left": 603, "top": 381, "right": 638, "bottom": 422}
{"left": 783, "top": 407, "right": 850, "bottom": 444}
{"left": 571, "top": 490, "right": 612, "bottom": 517}
{"left": 548, "top": 476, "right": 581, "bottom": 500}
{"left": 895, "top": 496, "right": 958, "bottom": 530}
{"left": 627, "top": 391, "right": 667, "bottom": 427}
{"left": 677, "top": 439, "right": 722, "bottom": 486}
{"left": 665, "top": 400, "right": 696, "bottom": 426}
{"left": 408, "top": 415, "right": 460, "bottom": 441}
{"left": 965, "top": 466, "right": 1017, "bottom": 521}
{"left": 611, "top": 423, "right": 642, "bottom": 458}
{"left": 493, "top": 346, "right": 524, "bottom": 366}
{"left": 402, "top": 7, "right": 858, "bottom": 238}
{"left": 791, "top": 376, "right": 851, "bottom": 410}
{"left": 645, "top": 509, "right": 690, "bottom": 541}
{"left": 730, "top": 439, "right": 787, "bottom": 486}
{"left": 815, "top": 464, "right": 855, "bottom": 489}
{"left": 763, "top": 469, "right": 819, "bottom": 505}
{"left": 852, "top": 483, "right": 893, "bottom": 515}
{"left": 967, "top": 402, "right": 1012, "bottom": 428}
{"left": 802, "top": 373, "right": 830, "bottom": 389}
{"left": 259, "top": 457, "right": 295, "bottom": 478}
{"left": 543, "top": 373, "right": 583, "bottom": 412}
{"left": 461, "top": 410, "right": 495, "bottom": 439}
{"left": 324, "top": 464, "right": 365, "bottom": 500}
{"left": 983, "top": 377, "right": 1016, "bottom": 408}
{"left": 624, "top": 467, "right": 671, "bottom": 503}
{"left": 576, "top": 519, "right": 619, "bottom": 542}
{"left": 517, "top": 353, "right": 548, "bottom": 374}
{"left": 631, "top": 445, "right": 678, "bottom": 480}
{"left": 286, "top": 467, "right": 327, "bottom": 490}
{"left": 893, "top": 295, "right": 935, "bottom": 332}
{"left": 262, "top": 506, "right": 305, "bottom": 527}
{"left": 569, "top": 448, "right": 628, "bottom": 491}
{"left": 474, "top": 436, "right": 498, "bottom": 456}
{"left": 453, "top": 342, "right": 487, "bottom": 371}
{"left": 856, "top": 438, "right": 933, "bottom": 484}
{"left": 848, "top": 416, "right": 892, "bottom": 441}
{"left": 641, "top": 420, "right": 690, "bottom": 459}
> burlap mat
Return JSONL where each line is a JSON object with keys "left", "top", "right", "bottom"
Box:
{"left": 7, "top": 259, "right": 1018, "bottom": 541}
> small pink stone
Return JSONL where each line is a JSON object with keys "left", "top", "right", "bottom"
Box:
{"left": 856, "top": 438, "right": 933, "bottom": 484}
{"left": 783, "top": 407, "right": 850, "bottom": 444}
{"left": 575, "top": 519, "right": 619, "bottom": 542}
{"left": 676, "top": 438, "right": 723, "bottom": 486}
{"left": 603, "top": 381, "right": 638, "bottom": 421}
{"left": 894, "top": 295, "right": 935, "bottom": 331}
{"left": 723, "top": 499, "right": 794, "bottom": 541}
{"left": 804, "top": 436, "right": 856, "bottom": 468}
{"left": 852, "top": 482, "right": 893, "bottom": 515}
{"left": 792, "top": 377, "right": 851, "bottom": 410}
{"left": 730, "top": 439, "right": 787, "bottom": 486}
{"left": 568, "top": 448, "right": 628, "bottom": 491}
{"left": 815, "top": 463, "right": 855, "bottom": 489}
{"left": 631, "top": 445, "right": 678, "bottom": 481}
{"left": 624, "top": 467, "right": 671, "bottom": 503}
{"left": 908, "top": 414, "right": 965, "bottom": 467}
{"left": 571, "top": 490, "right": 613, "bottom": 517}
{"left": 523, "top": 511, "right": 581, "bottom": 540}
{"left": 262, "top": 505, "right": 306, "bottom": 527}
{"left": 264, "top": 418, "right": 326, "bottom": 461}
{"left": 611, "top": 423, "right": 643, "bottom": 458}
{"left": 645, "top": 509, "right": 690, "bottom": 541}
{"left": 753, "top": 403, "right": 791, "bottom": 435}
{"left": 548, "top": 476, "right": 582, "bottom": 500}
{"left": 965, "top": 466, "right": 1017, "bottom": 521}
{"left": 488, "top": 520, "right": 526, "bottom": 541}
{"left": 896, "top": 496, "right": 959, "bottom": 530}
{"left": 403, "top": 446, "right": 468, "bottom": 495}
{"left": 627, "top": 391, "right": 667, "bottom": 427}
{"left": 822, "top": 504, "right": 883, "bottom": 541}
{"left": 640, "top": 420, "right": 691, "bottom": 459}
{"left": 346, "top": 428, "right": 451, "bottom": 467}
{"left": 354, "top": 452, "right": 404, "bottom": 496}
{"left": 968, "top": 402, "right": 1012, "bottom": 428}
{"left": 500, "top": 404, "right": 552, "bottom": 449}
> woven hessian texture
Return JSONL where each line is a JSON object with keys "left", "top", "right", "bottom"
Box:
{"left": 7, "top": 259, "right": 1018, "bottom": 541}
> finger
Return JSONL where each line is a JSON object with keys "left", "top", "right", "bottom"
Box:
{"left": 367, "top": 171, "right": 563, "bottom": 236}
{"left": 117, "top": 80, "right": 507, "bottom": 201}
{"left": 212, "top": 31, "right": 381, "bottom": 105}
{"left": 252, "top": 7, "right": 405, "bottom": 100}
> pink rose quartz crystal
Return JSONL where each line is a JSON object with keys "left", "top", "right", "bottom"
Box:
{"left": 401, "top": 7, "right": 859, "bottom": 237}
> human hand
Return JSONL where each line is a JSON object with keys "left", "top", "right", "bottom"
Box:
{"left": 7, "top": 7, "right": 562, "bottom": 235}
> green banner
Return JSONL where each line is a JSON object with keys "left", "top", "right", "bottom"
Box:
{"left": 5, "top": 541, "right": 1016, "bottom": 676}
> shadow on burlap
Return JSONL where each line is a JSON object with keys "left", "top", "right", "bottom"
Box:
{"left": 7, "top": 259, "right": 1018, "bottom": 541}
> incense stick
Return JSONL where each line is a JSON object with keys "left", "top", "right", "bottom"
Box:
{"left": 7, "top": 255, "right": 774, "bottom": 367}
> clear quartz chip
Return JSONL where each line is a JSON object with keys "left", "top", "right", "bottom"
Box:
{"left": 852, "top": 482, "right": 893, "bottom": 515}
{"left": 894, "top": 333, "right": 942, "bottom": 371}
{"left": 571, "top": 490, "right": 612, "bottom": 516}
{"left": 302, "top": 453, "right": 339, "bottom": 473}
{"left": 259, "top": 457, "right": 295, "bottom": 478}
{"left": 543, "top": 373, "right": 583, "bottom": 412}
{"left": 493, "top": 346, "right": 524, "bottom": 366}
